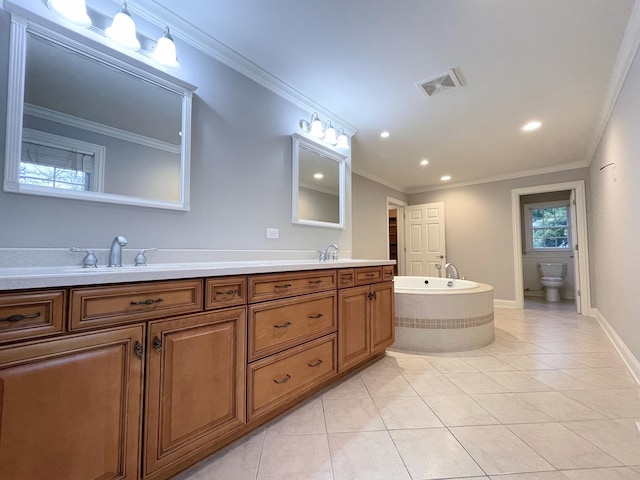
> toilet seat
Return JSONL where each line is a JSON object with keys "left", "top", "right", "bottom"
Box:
{"left": 541, "top": 277, "right": 564, "bottom": 287}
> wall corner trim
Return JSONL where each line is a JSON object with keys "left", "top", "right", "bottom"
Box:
{"left": 494, "top": 299, "right": 518, "bottom": 309}
{"left": 592, "top": 308, "right": 640, "bottom": 386}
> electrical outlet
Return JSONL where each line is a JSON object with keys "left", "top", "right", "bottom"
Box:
{"left": 266, "top": 228, "right": 279, "bottom": 239}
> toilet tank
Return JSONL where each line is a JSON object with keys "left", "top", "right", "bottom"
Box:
{"left": 538, "top": 262, "right": 566, "bottom": 278}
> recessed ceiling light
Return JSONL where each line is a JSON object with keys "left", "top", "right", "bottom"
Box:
{"left": 313, "top": 173, "right": 324, "bottom": 180}
{"left": 441, "top": 175, "right": 452, "bottom": 181}
{"left": 420, "top": 159, "right": 429, "bottom": 166}
{"left": 380, "top": 131, "right": 390, "bottom": 138}
{"left": 522, "top": 120, "right": 542, "bottom": 132}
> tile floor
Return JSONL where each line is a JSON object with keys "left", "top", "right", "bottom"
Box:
{"left": 175, "top": 299, "right": 640, "bottom": 480}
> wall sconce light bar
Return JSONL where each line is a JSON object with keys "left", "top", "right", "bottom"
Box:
{"left": 299, "top": 112, "right": 350, "bottom": 150}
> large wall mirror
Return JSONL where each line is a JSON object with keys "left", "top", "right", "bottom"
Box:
{"left": 292, "top": 133, "right": 346, "bottom": 229}
{"left": 4, "top": 16, "right": 196, "bottom": 210}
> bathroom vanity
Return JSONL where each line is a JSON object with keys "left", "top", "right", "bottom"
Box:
{"left": 0, "top": 260, "right": 394, "bottom": 480}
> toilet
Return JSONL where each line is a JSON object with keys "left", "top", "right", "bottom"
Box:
{"left": 537, "top": 262, "right": 567, "bottom": 302}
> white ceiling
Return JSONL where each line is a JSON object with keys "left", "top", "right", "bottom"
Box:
{"left": 148, "top": 0, "right": 636, "bottom": 193}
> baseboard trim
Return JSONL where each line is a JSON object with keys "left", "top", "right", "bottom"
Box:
{"left": 592, "top": 308, "right": 640, "bottom": 386}
{"left": 494, "top": 299, "right": 518, "bottom": 308}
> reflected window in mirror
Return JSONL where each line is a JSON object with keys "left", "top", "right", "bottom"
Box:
{"left": 292, "top": 133, "right": 346, "bottom": 229}
{"left": 4, "top": 16, "right": 196, "bottom": 210}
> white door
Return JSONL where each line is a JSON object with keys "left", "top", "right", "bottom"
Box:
{"left": 569, "top": 190, "right": 581, "bottom": 313}
{"left": 404, "top": 203, "right": 446, "bottom": 276}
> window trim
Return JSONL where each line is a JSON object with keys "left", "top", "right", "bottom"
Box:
{"left": 524, "top": 200, "right": 571, "bottom": 253}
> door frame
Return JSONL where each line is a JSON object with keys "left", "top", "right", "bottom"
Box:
{"left": 511, "top": 180, "right": 591, "bottom": 314}
{"left": 386, "top": 196, "right": 407, "bottom": 276}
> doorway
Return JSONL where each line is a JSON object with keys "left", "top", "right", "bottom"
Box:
{"left": 386, "top": 197, "right": 407, "bottom": 276}
{"left": 511, "top": 181, "right": 591, "bottom": 314}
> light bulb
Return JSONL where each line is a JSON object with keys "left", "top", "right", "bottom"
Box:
{"left": 152, "top": 27, "right": 180, "bottom": 69}
{"left": 47, "top": 0, "right": 92, "bottom": 28}
{"left": 105, "top": 3, "right": 140, "bottom": 51}
{"left": 324, "top": 121, "right": 337, "bottom": 145}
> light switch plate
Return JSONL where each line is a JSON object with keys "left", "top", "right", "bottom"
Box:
{"left": 266, "top": 228, "right": 279, "bottom": 239}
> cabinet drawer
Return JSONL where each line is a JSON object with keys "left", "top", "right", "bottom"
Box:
{"left": 248, "top": 270, "right": 336, "bottom": 303}
{"left": 247, "top": 334, "right": 337, "bottom": 420}
{"left": 0, "top": 290, "right": 66, "bottom": 343}
{"left": 355, "top": 267, "right": 383, "bottom": 285}
{"left": 382, "top": 265, "right": 395, "bottom": 281}
{"left": 248, "top": 292, "right": 336, "bottom": 362}
{"left": 338, "top": 269, "right": 355, "bottom": 288}
{"left": 205, "top": 276, "right": 247, "bottom": 310}
{"left": 70, "top": 280, "right": 203, "bottom": 331}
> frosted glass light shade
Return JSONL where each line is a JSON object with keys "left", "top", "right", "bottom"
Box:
{"left": 47, "top": 0, "right": 92, "bottom": 28}
{"left": 309, "top": 113, "right": 324, "bottom": 138}
{"left": 152, "top": 27, "right": 180, "bottom": 69}
{"left": 105, "top": 4, "right": 140, "bottom": 51}
{"left": 324, "top": 122, "right": 337, "bottom": 145}
{"left": 336, "top": 131, "right": 349, "bottom": 149}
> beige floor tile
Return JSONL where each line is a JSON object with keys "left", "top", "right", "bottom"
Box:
{"left": 561, "top": 368, "right": 638, "bottom": 389}
{"left": 505, "top": 342, "right": 553, "bottom": 354}
{"left": 495, "top": 355, "right": 556, "bottom": 371}
{"left": 257, "top": 434, "right": 333, "bottom": 480}
{"left": 487, "top": 473, "right": 566, "bottom": 480}
{"left": 560, "top": 467, "right": 640, "bottom": 479}
{"left": 462, "top": 356, "right": 515, "bottom": 372}
{"left": 321, "top": 374, "right": 371, "bottom": 400}
{"left": 561, "top": 418, "right": 640, "bottom": 464}
{"left": 390, "top": 428, "right": 485, "bottom": 479}
{"left": 471, "top": 393, "right": 552, "bottom": 424}
{"left": 403, "top": 372, "right": 465, "bottom": 395}
{"left": 526, "top": 354, "right": 587, "bottom": 369}
{"left": 363, "top": 373, "right": 418, "bottom": 398}
{"left": 592, "top": 367, "right": 638, "bottom": 381}
{"left": 525, "top": 370, "right": 597, "bottom": 390}
{"left": 387, "top": 356, "right": 437, "bottom": 374}
{"left": 359, "top": 356, "right": 402, "bottom": 378}
{"left": 562, "top": 389, "right": 640, "bottom": 418}
{"left": 446, "top": 372, "right": 510, "bottom": 394}
{"left": 508, "top": 422, "right": 621, "bottom": 470}
{"left": 485, "top": 371, "right": 552, "bottom": 392}
{"left": 265, "top": 397, "right": 326, "bottom": 436}
{"left": 569, "top": 352, "right": 626, "bottom": 368}
{"left": 173, "top": 430, "right": 265, "bottom": 480}
{"left": 373, "top": 395, "right": 443, "bottom": 429}
{"left": 422, "top": 394, "right": 499, "bottom": 427}
{"left": 328, "top": 431, "right": 411, "bottom": 480}
{"left": 322, "top": 397, "right": 385, "bottom": 433}
{"left": 450, "top": 425, "right": 553, "bottom": 475}
{"left": 516, "top": 391, "right": 604, "bottom": 421}
{"left": 426, "top": 356, "right": 479, "bottom": 373}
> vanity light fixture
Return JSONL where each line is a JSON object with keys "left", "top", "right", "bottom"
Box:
{"left": 324, "top": 121, "right": 338, "bottom": 145}
{"left": 522, "top": 120, "right": 542, "bottom": 132}
{"left": 152, "top": 27, "right": 180, "bottom": 69}
{"left": 441, "top": 175, "right": 452, "bottom": 181}
{"left": 47, "top": 0, "right": 92, "bottom": 28}
{"left": 336, "top": 129, "right": 349, "bottom": 149}
{"left": 105, "top": 2, "right": 140, "bottom": 51}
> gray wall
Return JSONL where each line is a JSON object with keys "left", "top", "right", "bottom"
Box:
{"left": 352, "top": 174, "right": 407, "bottom": 259}
{"left": 0, "top": 9, "right": 351, "bottom": 255}
{"left": 407, "top": 169, "right": 589, "bottom": 302}
{"left": 589, "top": 45, "right": 640, "bottom": 360}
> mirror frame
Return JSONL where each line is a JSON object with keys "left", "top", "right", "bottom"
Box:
{"left": 4, "top": 14, "right": 195, "bottom": 211}
{"left": 291, "top": 132, "right": 346, "bottom": 229}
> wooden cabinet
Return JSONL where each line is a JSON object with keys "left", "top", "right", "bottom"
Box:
{"left": 143, "top": 307, "right": 246, "bottom": 479}
{"left": 0, "top": 289, "right": 66, "bottom": 344}
{"left": 338, "top": 268, "right": 395, "bottom": 373}
{"left": 248, "top": 270, "right": 336, "bottom": 303}
{"left": 0, "top": 325, "right": 144, "bottom": 480}
{"left": 205, "top": 276, "right": 247, "bottom": 310}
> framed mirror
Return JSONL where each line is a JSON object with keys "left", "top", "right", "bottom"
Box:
{"left": 4, "top": 16, "right": 195, "bottom": 210}
{"left": 291, "top": 133, "right": 346, "bottom": 229}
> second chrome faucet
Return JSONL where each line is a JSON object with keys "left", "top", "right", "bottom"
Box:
{"left": 108, "top": 236, "right": 128, "bottom": 267}
{"left": 318, "top": 244, "right": 339, "bottom": 262}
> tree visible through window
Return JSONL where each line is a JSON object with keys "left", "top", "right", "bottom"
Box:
{"left": 530, "top": 205, "right": 569, "bottom": 249}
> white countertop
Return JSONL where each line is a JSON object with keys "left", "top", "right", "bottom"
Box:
{"left": 0, "top": 259, "right": 395, "bottom": 290}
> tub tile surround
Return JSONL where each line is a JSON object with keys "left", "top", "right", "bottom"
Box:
{"left": 174, "top": 300, "right": 640, "bottom": 480}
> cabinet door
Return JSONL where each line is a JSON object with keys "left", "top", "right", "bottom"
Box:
{"left": 0, "top": 325, "right": 144, "bottom": 480}
{"left": 144, "top": 308, "right": 246, "bottom": 478}
{"left": 370, "top": 281, "right": 395, "bottom": 354}
{"left": 338, "top": 286, "right": 370, "bottom": 372}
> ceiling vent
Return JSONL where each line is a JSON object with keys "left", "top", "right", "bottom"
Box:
{"left": 416, "top": 68, "right": 463, "bottom": 97}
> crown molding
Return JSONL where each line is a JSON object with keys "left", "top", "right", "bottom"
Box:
{"left": 351, "top": 167, "right": 406, "bottom": 194}
{"left": 122, "top": 0, "right": 358, "bottom": 137}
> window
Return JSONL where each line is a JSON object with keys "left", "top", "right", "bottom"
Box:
{"left": 20, "top": 129, "right": 105, "bottom": 193}
{"left": 525, "top": 201, "right": 571, "bottom": 251}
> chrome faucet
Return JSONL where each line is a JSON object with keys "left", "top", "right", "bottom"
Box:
{"left": 318, "top": 244, "right": 339, "bottom": 262}
{"left": 108, "top": 236, "right": 128, "bottom": 267}
{"left": 444, "top": 262, "right": 460, "bottom": 279}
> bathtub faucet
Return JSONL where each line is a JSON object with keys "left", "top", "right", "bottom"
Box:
{"left": 444, "top": 262, "right": 460, "bottom": 279}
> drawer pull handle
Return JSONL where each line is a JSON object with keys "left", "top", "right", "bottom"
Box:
{"left": 274, "top": 374, "right": 291, "bottom": 384}
{"left": 308, "top": 313, "right": 323, "bottom": 319}
{"left": 130, "top": 298, "right": 164, "bottom": 306}
{"left": 134, "top": 341, "right": 143, "bottom": 360}
{"left": 364, "top": 273, "right": 377, "bottom": 278}
{"left": 153, "top": 336, "right": 162, "bottom": 353}
{"left": 0, "top": 312, "right": 41, "bottom": 323}
{"left": 342, "top": 275, "right": 353, "bottom": 280}
{"left": 308, "top": 279, "right": 322, "bottom": 285}
{"left": 274, "top": 284, "right": 292, "bottom": 291}
{"left": 274, "top": 321, "right": 292, "bottom": 329}
{"left": 308, "top": 359, "right": 323, "bottom": 368}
